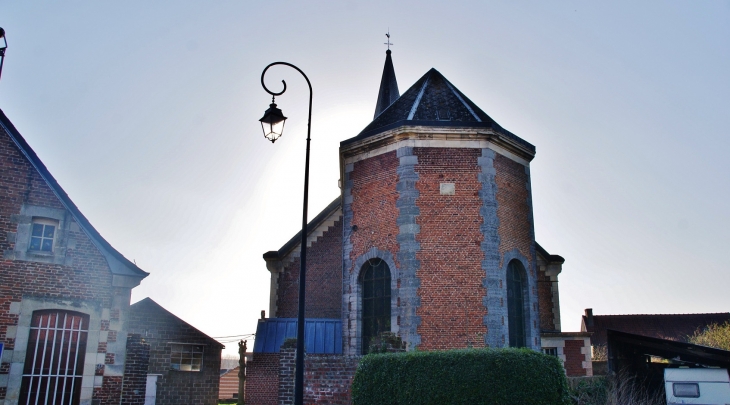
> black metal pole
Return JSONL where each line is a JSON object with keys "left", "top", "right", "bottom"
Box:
{"left": 261, "top": 62, "right": 312, "bottom": 405}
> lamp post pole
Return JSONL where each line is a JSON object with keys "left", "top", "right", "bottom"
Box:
{"left": 260, "top": 62, "right": 312, "bottom": 405}
{"left": 0, "top": 28, "right": 7, "bottom": 82}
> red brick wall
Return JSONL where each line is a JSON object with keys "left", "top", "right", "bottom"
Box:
{"left": 275, "top": 219, "right": 343, "bottom": 319}
{"left": 564, "top": 340, "right": 587, "bottom": 376}
{"left": 246, "top": 353, "right": 280, "bottom": 405}
{"left": 348, "top": 151, "right": 400, "bottom": 275}
{"left": 278, "top": 348, "right": 359, "bottom": 405}
{"left": 413, "top": 148, "right": 487, "bottom": 350}
{"left": 120, "top": 333, "right": 150, "bottom": 405}
{"left": 494, "top": 154, "right": 533, "bottom": 265}
{"left": 537, "top": 268, "right": 555, "bottom": 331}
{"left": 94, "top": 376, "right": 123, "bottom": 405}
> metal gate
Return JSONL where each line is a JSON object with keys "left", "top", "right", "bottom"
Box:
{"left": 19, "top": 310, "right": 89, "bottom": 405}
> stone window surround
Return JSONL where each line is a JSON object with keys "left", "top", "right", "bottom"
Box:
{"left": 501, "top": 249, "right": 540, "bottom": 351}
{"left": 3, "top": 297, "right": 107, "bottom": 405}
{"left": 6, "top": 204, "right": 73, "bottom": 266}
{"left": 347, "top": 248, "right": 399, "bottom": 356}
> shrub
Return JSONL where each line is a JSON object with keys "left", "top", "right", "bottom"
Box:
{"left": 688, "top": 322, "right": 730, "bottom": 351}
{"left": 569, "top": 374, "right": 664, "bottom": 405}
{"left": 352, "top": 348, "right": 570, "bottom": 405}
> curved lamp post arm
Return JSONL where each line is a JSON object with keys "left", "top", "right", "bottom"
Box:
{"left": 260, "top": 62, "right": 312, "bottom": 405}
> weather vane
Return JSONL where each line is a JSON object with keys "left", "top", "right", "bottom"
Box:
{"left": 384, "top": 30, "right": 393, "bottom": 50}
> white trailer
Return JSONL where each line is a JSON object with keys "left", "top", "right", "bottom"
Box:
{"left": 665, "top": 368, "right": 730, "bottom": 405}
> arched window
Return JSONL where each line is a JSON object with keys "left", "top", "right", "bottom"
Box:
{"left": 507, "top": 260, "right": 526, "bottom": 348}
{"left": 361, "top": 258, "right": 391, "bottom": 354}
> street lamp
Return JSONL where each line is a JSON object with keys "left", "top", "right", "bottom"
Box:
{"left": 0, "top": 27, "right": 7, "bottom": 81}
{"left": 259, "top": 99, "right": 287, "bottom": 143}
{"left": 260, "top": 62, "right": 312, "bottom": 405}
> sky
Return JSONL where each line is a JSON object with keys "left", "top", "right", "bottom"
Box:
{"left": 1, "top": 1, "right": 728, "bottom": 356}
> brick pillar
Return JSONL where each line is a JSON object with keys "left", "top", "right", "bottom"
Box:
{"left": 120, "top": 333, "right": 150, "bottom": 404}
{"left": 278, "top": 347, "right": 296, "bottom": 405}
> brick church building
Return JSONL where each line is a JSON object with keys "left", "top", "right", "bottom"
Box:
{"left": 246, "top": 50, "right": 591, "bottom": 404}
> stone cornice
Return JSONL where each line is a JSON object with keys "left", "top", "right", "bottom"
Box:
{"left": 339, "top": 125, "right": 536, "bottom": 169}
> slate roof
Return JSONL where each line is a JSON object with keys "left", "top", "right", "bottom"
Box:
{"left": 373, "top": 50, "right": 400, "bottom": 119}
{"left": 343, "top": 68, "right": 534, "bottom": 154}
{"left": 583, "top": 312, "right": 730, "bottom": 347}
{"left": 0, "top": 108, "right": 148, "bottom": 278}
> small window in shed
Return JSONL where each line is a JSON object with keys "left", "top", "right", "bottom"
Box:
{"left": 170, "top": 344, "right": 204, "bottom": 371}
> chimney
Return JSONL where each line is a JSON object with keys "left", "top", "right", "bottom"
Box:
{"left": 260, "top": 310, "right": 266, "bottom": 320}
{"left": 584, "top": 308, "right": 594, "bottom": 328}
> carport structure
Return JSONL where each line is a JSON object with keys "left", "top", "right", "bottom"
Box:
{"left": 607, "top": 329, "right": 730, "bottom": 398}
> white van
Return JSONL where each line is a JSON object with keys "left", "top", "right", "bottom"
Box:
{"left": 665, "top": 368, "right": 730, "bottom": 405}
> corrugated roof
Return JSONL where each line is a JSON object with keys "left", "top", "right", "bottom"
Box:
{"left": 584, "top": 312, "right": 730, "bottom": 347}
{"left": 253, "top": 318, "right": 342, "bottom": 354}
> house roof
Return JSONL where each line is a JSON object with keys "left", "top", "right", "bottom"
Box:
{"left": 0, "top": 108, "right": 148, "bottom": 278}
{"left": 263, "top": 197, "right": 341, "bottom": 261}
{"left": 583, "top": 312, "right": 730, "bottom": 347}
{"left": 607, "top": 329, "right": 730, "bottom": 370}
{"left": 373, "top": 49, "right": 400, "bottom": 119}
{"left": 130, "top": 297, "right": 224, "bottom": 348}
{"left": 535, "top": 242, "right": 565, "bottom": 264}
{"left": 342, "top": 68, "right": 534, "bottom": 154}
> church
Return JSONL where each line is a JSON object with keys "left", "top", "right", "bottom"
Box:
{"left": 246, "top": 48, "right": 591, "bottom": 405}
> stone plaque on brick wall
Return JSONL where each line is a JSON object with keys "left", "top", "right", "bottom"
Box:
{"left": 440, "top": 182, "right": 455, "bottom": 195}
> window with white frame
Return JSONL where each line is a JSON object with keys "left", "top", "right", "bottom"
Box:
{"left": 29, "top": 218, "right": 57, "bottom": 252}
{"left": 170, "top": 343, "right": 204, "bottom": 371}
{"left": 542, "top": 347, "right": 558, "bottom": 357}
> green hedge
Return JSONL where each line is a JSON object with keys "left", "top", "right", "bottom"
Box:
{"left": 352, "top": 348, "right": 570, "bottom": 405}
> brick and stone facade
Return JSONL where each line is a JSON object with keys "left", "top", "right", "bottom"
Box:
{"left": 0, "top": 108, "right": 151, "bottom": 404}
{"left": 128, "top": 297, "right": 223, "bottom": 405}
{"left": 249, "top": 55, "right": 583, "bottom": 402}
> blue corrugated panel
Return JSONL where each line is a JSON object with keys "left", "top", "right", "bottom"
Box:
{"left": 253, "top": 318, "right": 342, "bottom": 354}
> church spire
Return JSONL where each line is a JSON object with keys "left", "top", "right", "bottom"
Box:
{"left": 373, "top": 32, "right": 400, "bottom": 118}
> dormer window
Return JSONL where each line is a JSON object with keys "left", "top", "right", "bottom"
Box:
{"left": 29, "top": 219, "right": 57, "bottom": 252}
